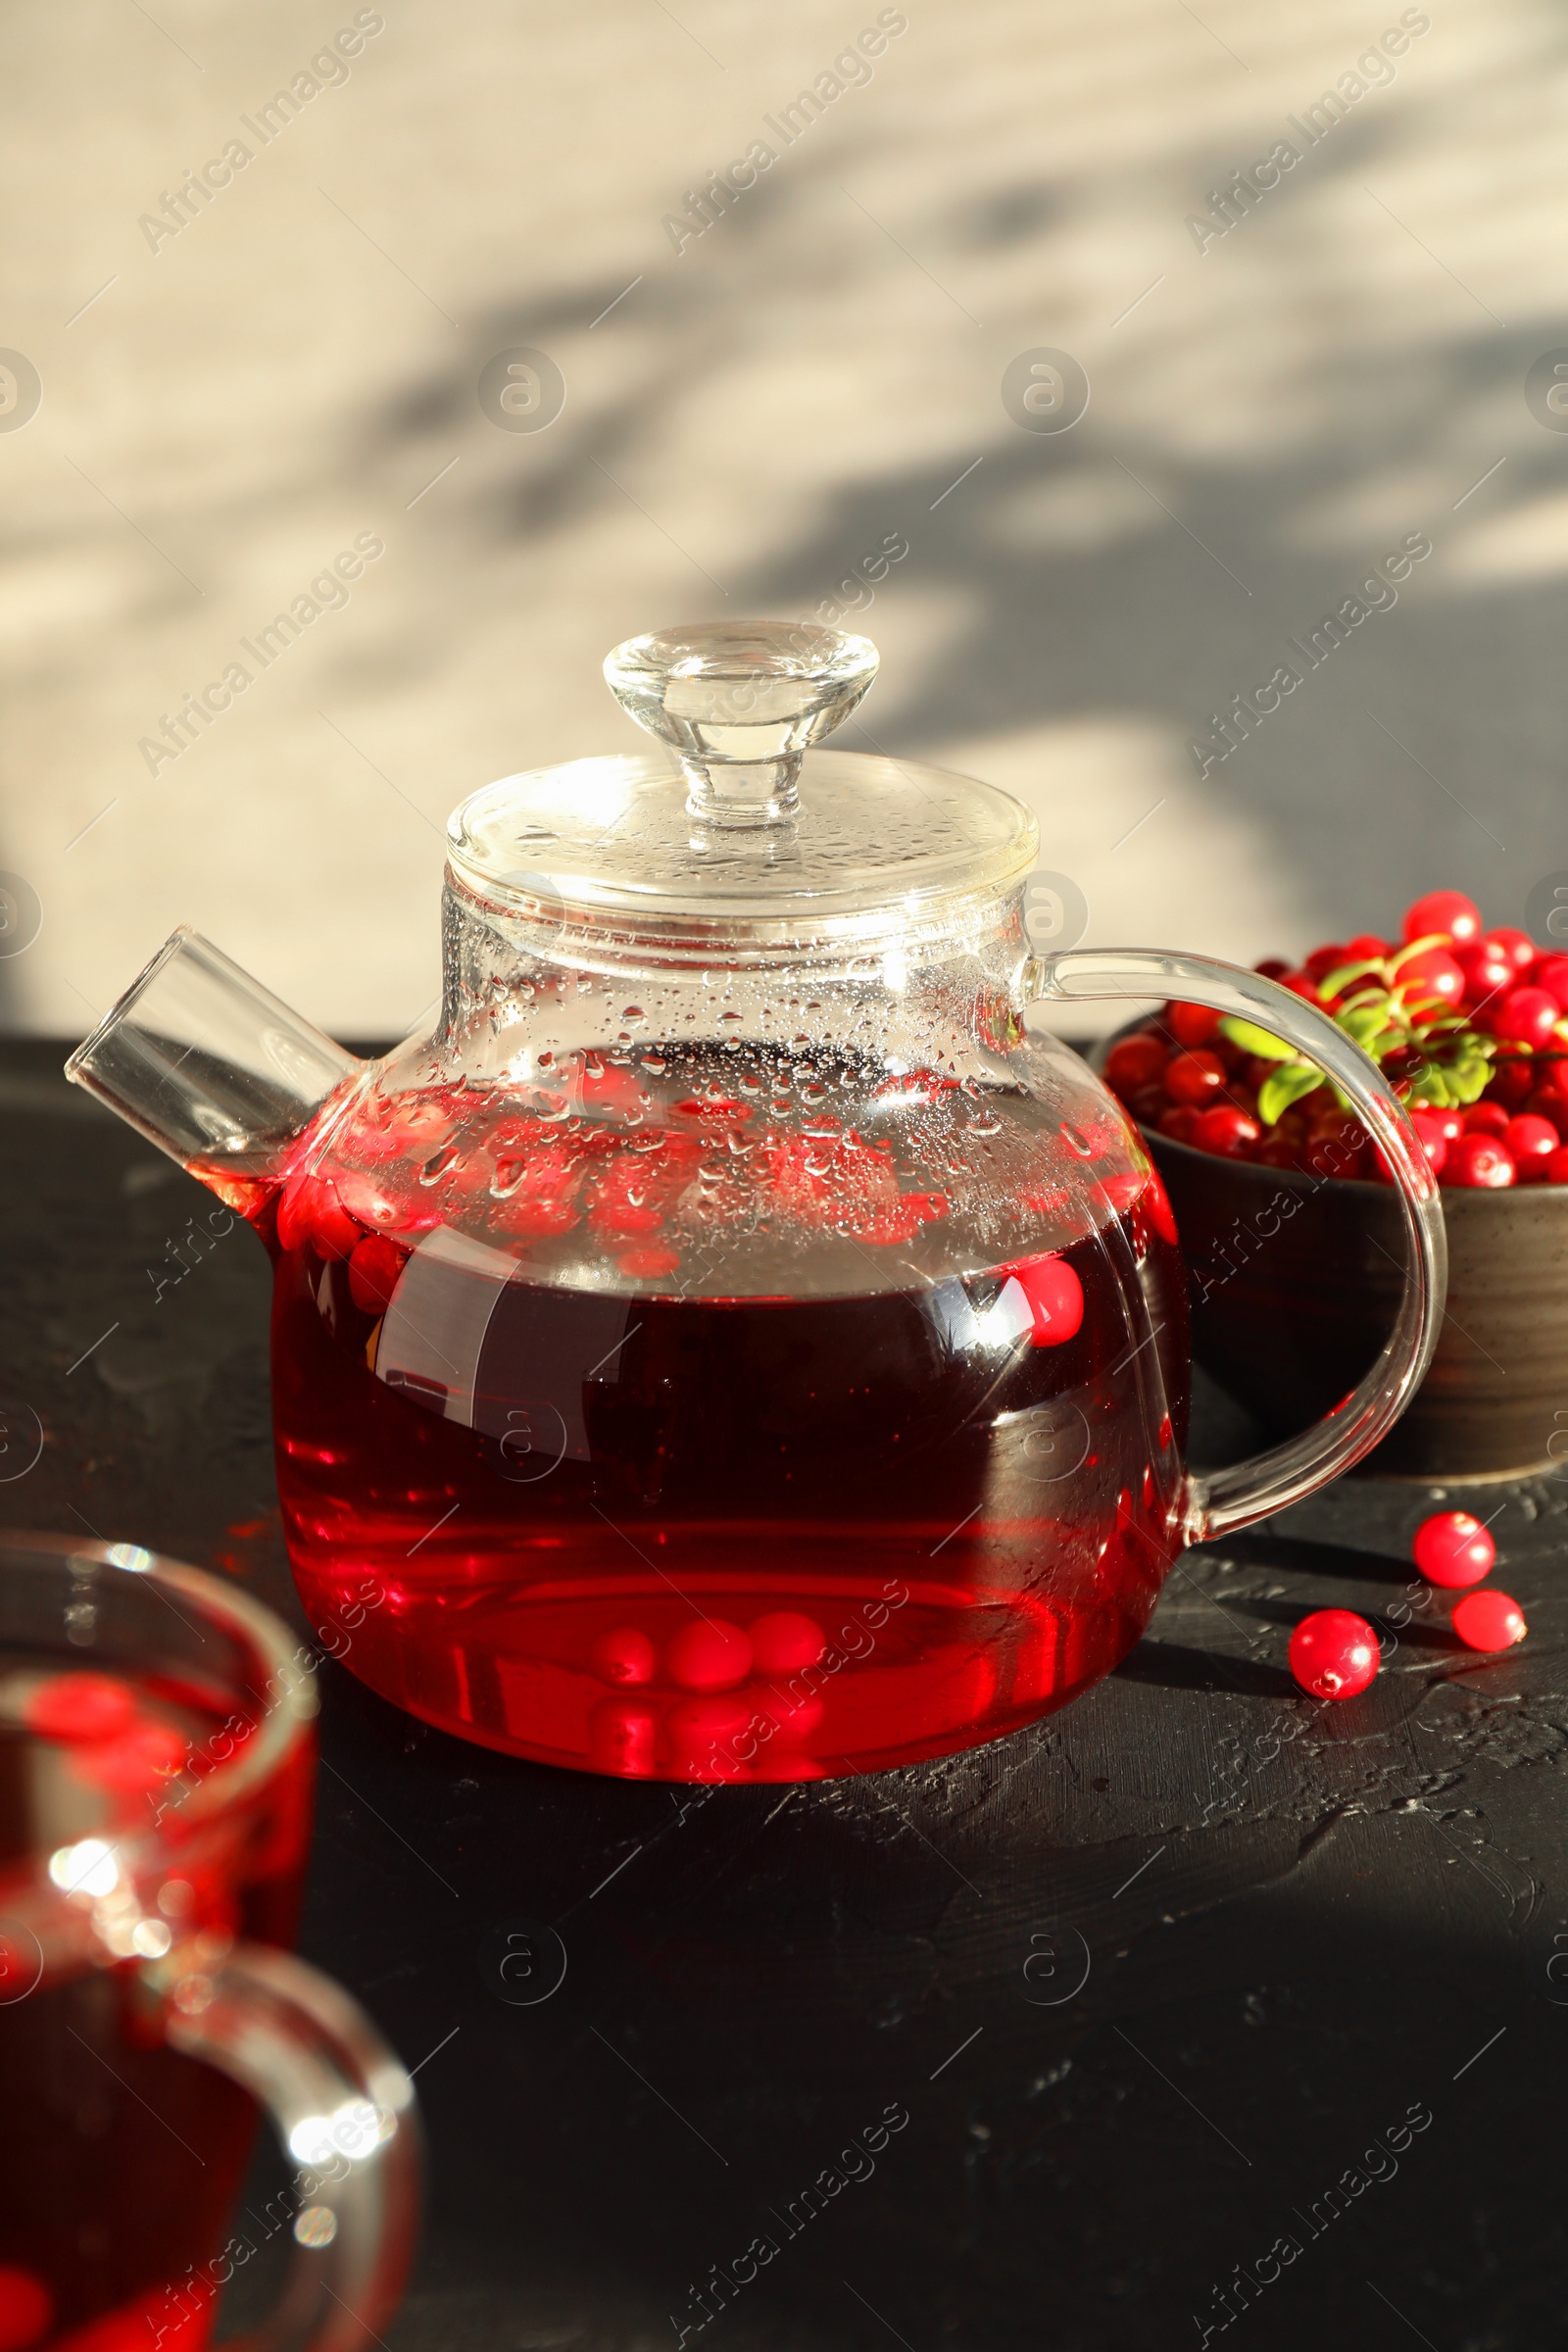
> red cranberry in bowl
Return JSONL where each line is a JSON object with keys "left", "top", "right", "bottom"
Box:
{"left": 1443, "top": 1133, "right": 1516, "bottom": 1188}
{"left": 1104, "top": 1032, "right": 1167, "bottom": 1093}
{"left": 1505, "top": 1113, "right": 1559, "bottom": 1179}
{"left": 1408, "top": 1108, "right": 1451, "bottom": 1173}
{"left": 1525, "top": 1089, "right": 1568, "bottom": 1140}
{"left": 1488, "top": 986, "right": 1561, "bottom": 1051}
{"left": 1457, "top": 938, "right": 1515, "bottom": 1004}
{"left": 1190, "top": 1105, "right": 1261, "bottom": 1157}
{"left": 1164, "top": 1050, "right": 1227, "bottom": 1104}
{"left": 1487, "top": 1057, "right": 1536, "bottom": 1108}
{"left": 1402, "top": 890, "right": 1482, "bottom": 946}
{"left": 1165, "top": 1002, "right": 1221, "bottom": 1048}
{"left": 1536, "top": 955, "right": 1568, "bottom": 1012}
{"left": 1396, "top": 947, "right": 1466, "bottom": 1008}
{"left": 1486, "top": 926, "right": 1538, "bottom": 976}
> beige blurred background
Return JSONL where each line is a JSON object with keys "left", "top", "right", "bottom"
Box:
{"left": 1, "top": 0, "right": 1563, "bottom": 1042}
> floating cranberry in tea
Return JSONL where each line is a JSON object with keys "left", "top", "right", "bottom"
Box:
{"left": 590, "top": 1626, "right": 657, "bottom": 1687}
{"left": 1000, "top": 1252, "right": 1085, "bottom": 1345}
{"left": 1451, "top": 1589, "right": 1527, "bottom": 1652}
{"left": 23, "top": 1672, "right": 135, "bottom": 1743}
{"left": 1289, "top": 1609, "right": 1379, "bottom": 1700}
{"left": 665, "top": 1619, "right": 753, "bottom": 1693}
{"left": 749, "top": 1611, "right": 827, "bottom": 1675}
{"left": 1412, "top": 1509, "right": 1494, "bottom": 1589}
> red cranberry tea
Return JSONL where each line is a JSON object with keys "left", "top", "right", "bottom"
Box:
{"left": 0, "top": 1666, "right": 289, "bottom": 2352}
{"left": 252, "top": 1047, "right": 1190, "bottom": 1780}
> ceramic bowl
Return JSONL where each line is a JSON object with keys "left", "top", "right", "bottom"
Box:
{"left": 1142, "top": 1124, "right": 1568, "bottom": 1478}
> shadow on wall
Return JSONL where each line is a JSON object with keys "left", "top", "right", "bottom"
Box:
{"left": 338, "top": 117, "right": 1568, "bottom": 941}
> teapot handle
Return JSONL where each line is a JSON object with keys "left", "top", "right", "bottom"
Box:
{"left": 1025, "top": 947, "right": 1447, "bottom": 1541}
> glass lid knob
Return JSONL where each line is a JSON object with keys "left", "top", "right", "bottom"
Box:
{"left": 603, "top": 620, "right": 879, "bottom": 830}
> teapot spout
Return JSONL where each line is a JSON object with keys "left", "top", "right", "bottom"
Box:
{"left": 65, "top": 927, "right": 365, "bottom": 1214}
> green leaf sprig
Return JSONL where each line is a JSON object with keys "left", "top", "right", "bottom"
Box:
{"left": 1218, "top": 934, "right": 1500, "bottom": 1128}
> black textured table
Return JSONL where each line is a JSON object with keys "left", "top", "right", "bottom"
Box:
{"left": 4, "top": 1038, "right": 1565, "bottom": 2352}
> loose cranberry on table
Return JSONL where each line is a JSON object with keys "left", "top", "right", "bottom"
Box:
{"left": 1442, "top": 1133, "right": 1516, "bottom": 1189}
{"left": 1548, "top": 1147, "right": 1568, "bottom": 1184}
{"left": 1289, "top": 1609, "right": 1380, "bottom": 1701}
{"left": 1411, "top": 1509, "right": 1495, "bottom": 1589}
{"left": 1451, "top": 1590, "right": 1527, "bottom": 1652}
{"left": 1402, "top": 889, "right": 1482, "bottom": 945}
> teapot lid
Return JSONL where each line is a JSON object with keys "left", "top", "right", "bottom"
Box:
{"left": 446, "top": 622, "right": 1037, "bottom": 932}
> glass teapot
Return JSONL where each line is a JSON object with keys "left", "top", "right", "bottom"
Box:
{"left": 67, "top": 623, "right": 1446, "bottom": 1784}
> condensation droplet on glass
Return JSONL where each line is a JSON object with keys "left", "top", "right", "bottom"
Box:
{"left": 490, "top": 1157, "right": 525, "bottom": 1199}
{"left": 622, "top": 1007, "right": 646, "bottom": 1027}
{"left": 420, "top": 1145, "right": 462, "bottom": 1187}
{"left": 1062, "top": 1123, "right": 1095, "bottom": 1158}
